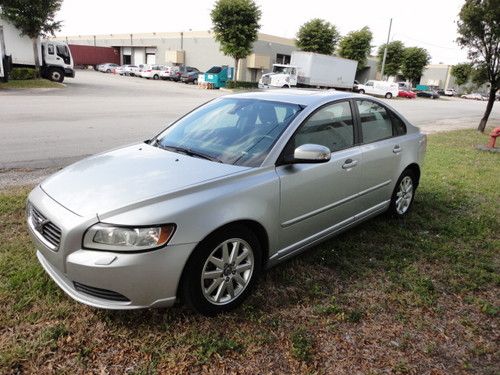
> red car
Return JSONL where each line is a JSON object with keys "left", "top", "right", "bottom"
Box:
{"left": 398, "top": 90, "right": 417, "bottom": 99}
{"left": 398, "top": 90, "right": 416, "bottom": 99}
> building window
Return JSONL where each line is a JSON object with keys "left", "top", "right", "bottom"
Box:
{"left": 276, "top": 54, "right": 291, "bottom": 64}
{"left": 123, "top": 55, "right": 131, "bottom": 64}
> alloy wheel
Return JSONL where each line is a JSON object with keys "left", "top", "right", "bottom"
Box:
{"left": 201, "top": 238, "right": 254, "bottom": 305}
{"left": 395, "top": 176, "right": 413, "bottom": 214}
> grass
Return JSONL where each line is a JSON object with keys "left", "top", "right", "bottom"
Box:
{"left": 0, "top": 129, "right": 498, "bottom": 374}
{"left": 0, "top": 79, "right": 64, "bottom": 90}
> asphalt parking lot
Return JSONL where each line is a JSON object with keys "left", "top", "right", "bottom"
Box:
{"left": 0, "top": 70, "right": 498, "bottom": 172}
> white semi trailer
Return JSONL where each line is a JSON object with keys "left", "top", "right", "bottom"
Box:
{"left": 0, "top": 17, "right": 74, "bottom": 82}
{"left": 259, "top": 51, "right": 358, "bottom": 90}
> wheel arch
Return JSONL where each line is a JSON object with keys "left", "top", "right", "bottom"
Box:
{"left": 403, "top": 163, "right": 421, "bottom": 188}
{"left": 176, "top": 219, "right": 270, "bottom": 298}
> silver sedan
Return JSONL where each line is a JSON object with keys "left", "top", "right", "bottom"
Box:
{"left": 27, "top": 90, "right": 426, "bottom": 315}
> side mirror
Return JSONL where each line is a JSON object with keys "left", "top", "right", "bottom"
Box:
{"left": 285, "top": 144, "right": 331, "bottom": 164}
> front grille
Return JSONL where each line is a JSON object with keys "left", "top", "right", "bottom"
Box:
{"left": 30, "top": 205, "right": 62, "bottom": 249}
{"left": 74, "top": 282, "right": 130, "bottom": 302}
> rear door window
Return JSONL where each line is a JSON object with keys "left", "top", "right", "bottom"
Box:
{"left": 356, "top": 100, "right": 407, "bottom": 142}
{"left": 356, "top": 100, "right": 393, "bottom": 143}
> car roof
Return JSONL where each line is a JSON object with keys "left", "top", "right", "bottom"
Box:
{"left": 225, "top": 89, "right": 357, "bottom": 106}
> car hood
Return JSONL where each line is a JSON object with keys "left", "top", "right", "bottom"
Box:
{"left": 41, "top": 143, "right": 249, "bottom": 217}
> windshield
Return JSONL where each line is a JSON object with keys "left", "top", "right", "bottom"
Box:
{"left": 154, "top": 98, "right": 302, "bottom": 167}
{"left": 272, "top": 66, "right": 295, "bottom": 74}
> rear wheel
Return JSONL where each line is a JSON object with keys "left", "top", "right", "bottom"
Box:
{"left": 388, "top": 170, "right": 416, "bottom": 217}
{"left": 47, "top": 68, "right": 64, "bottom": 83}
{"left": 106, "top": 69, "right": 111, "bottom": 73}
{"left": 153, "top": 74, "right": 159, "bottom": 80}
{"left": 193, "top": 79, "right": 198, "bottom": 85}
{"left": 358, "top": 89, "right": 365, "bottom": 94}
{"left": 385, "top": 92, "right": 393, "bottom": 99}
{"left": 181, "top": 225, "right": 261, "bottom": 316}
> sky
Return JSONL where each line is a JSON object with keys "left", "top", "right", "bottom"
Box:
{"left": 55, "top": 0, "right": 469, "bottom": 65}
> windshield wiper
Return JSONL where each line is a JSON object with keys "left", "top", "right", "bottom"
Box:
{"left": 157, "top": 144, "right": 223, "bottom": 163}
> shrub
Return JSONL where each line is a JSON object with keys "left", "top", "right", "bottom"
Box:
{"left": 226, "top": 80, "right": 258, "bottom": 89}
{"left": 10, "top": 67, "right": 38, "bottom": 80}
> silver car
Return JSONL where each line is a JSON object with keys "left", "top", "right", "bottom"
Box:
{"left": 27, "top": 90, "right": 426, "bottom": 315}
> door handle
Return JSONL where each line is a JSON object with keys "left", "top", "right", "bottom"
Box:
{"left": 393, "top": 145, "right": 402, "bottom": 154}
{"left": 342, "top": 159, "right": 358, "bottom": 169}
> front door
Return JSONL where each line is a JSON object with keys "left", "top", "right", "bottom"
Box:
{"left": 276, "top": 100, "right": 363, "bottom": 255}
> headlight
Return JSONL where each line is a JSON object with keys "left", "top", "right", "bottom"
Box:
{"left": 83, "top": 224, "right": 176, "bottom": 252}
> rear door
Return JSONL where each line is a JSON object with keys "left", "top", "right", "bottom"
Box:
{"left": 353, "top": 99, "right": 407, "bottom": 216}
{"left": 276, "top": 100, "right": 363, "bottom": 254}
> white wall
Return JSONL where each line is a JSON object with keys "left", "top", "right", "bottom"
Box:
{"left": 0, "top": 16, "right": 41, "bottom": 66}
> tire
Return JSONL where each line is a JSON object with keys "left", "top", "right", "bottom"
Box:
{"left": 181, "top": 225, "right": 262, "bottom": 316}
{"left": 385, "top": 92, "right": 393, "bottom": 99}
{"left": 193, "top": 79, "right": 198, "bottom": 85}
{"left": 47, "top": 68, "right": 64, "bottom": 83}
{"left": 282, "top": 85, "right": 289, "bottom": 88}
{"left": 153, "top": 74, "right": 159, "bottom": 80}
{"left": 106, "top": 69, "right": 111, "bottom": 73}
{"left": 358, "top": 89, "right": 365, "bottom": 94}
{"left": 388, "top": 169, "right": 417, "bottom": 218}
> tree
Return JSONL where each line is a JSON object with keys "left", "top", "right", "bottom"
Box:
{"left": 0, "top": 0, "right": 63, "bottom": 72}
{"left": 451, "top": 62, "right": 473, "bottom": 86}
{"left": 337, "top": 26, "right": 373, "bottom": 70}
{"left": 296, "top": 19, "right": 340, "bottom": 55}
{"left": 377, "top": 40, "right": 405, "bottom": 77}
{"left": 211, "top": 0, "right": 261, "bottom": 81}
{"left": 401, "top": 47, "right": 430, "bottom": 85}
{"left": 457, "top": 0, "right": 500, "bottom": 132}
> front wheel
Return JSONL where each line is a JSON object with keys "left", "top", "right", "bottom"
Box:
{"left": 358, "top": 89, "right": 365, "bottom": 94}
{"left": 181, "top": 225, "right": 261, "bottom": 316}
{"left": 47, "top": 68, "right": 64, "bottom": 83}
{"left": 153, "top": 74, "right": 159, "bottom": 80}
{"left": 388, "top": 170, "right": 416, "bottom": 217}
{"left": 385, "top": 92, "right": 393, "bottom": 99}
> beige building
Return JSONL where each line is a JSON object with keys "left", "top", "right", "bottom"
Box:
{"left": 55, "top": 31, "right": 296, "bottom": 82}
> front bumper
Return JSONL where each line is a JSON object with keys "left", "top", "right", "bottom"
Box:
{"left": 27, "top": 186, "right": 197, "bottom": 310}
{"left": 64, "top": 68, "right": 75, "bottom": 78}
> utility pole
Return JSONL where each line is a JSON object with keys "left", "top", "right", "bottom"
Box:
{"left": 380, "top": 18, "right": 392, "bottom": 80}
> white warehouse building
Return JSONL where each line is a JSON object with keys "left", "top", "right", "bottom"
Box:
{"left": 55, "top": 31, "right": 297, "bottom": 82}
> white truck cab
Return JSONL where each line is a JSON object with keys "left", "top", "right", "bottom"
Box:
{"left": 357, "top": 80, "right": 399, "bottom": 99}
{"left": 259, "top": 64, "right": 297, "bottom": 89}
{"left": 40, "top": 41, "right": 74, "bottom": 82}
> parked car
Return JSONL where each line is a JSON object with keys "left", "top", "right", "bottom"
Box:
{"left": 417, "top": 90, "right": 440, "bottom": 99}
{"left": 128, "top": 64, "right": 145, "bottom": 77}
{"left": 98, "top": 63, "right": 119, "bottom": 73}
{"left": 356, "top": 80, "right": 399, "bottom": 99}
{"left": 180, "top": 69, "right": 202, "bottom": 84}
{"left": 136, "top": 65, "right": 152, "bottom": 78}
{"left": 398, "top": 89, "right": 416, "bottom": 99}
{"left": 159, "top": 65, "right": 180, "bottom": 80}
{"left": 461, "top": 93, "right": 487, "bottom": 100}
{"left": 171, "top": 65, "right": 200, "bottom": 82}
{"left": 444, "top": 89, "right": 457, "bottom": 96}
{"left": 123, "top": 65, "right": 138, "bottom": 76}
{"left": 141, "top": 65, "right": 165, "bottom": 80}
{"left": 115, "top": 65, "right": 132, "bottom": 75}
{"left": 27, "top": 90, "right": 426, "bottom": 315}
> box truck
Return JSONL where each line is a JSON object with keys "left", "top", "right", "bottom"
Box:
{"left": 0, "top": 17, "right": 74, "bottom": 82}
{"left": 259, "top": 51, "right": 358, "bottom": 90}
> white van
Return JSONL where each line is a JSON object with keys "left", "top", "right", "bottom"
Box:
{"left": 357, "top": 80, "right": 399, "bottom": 99}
